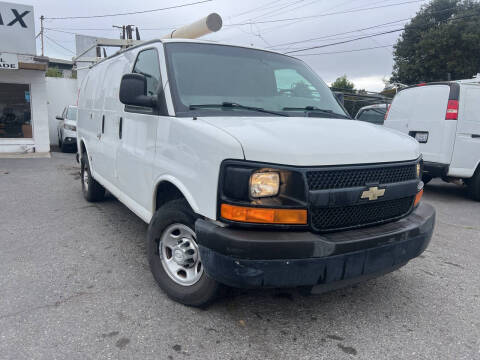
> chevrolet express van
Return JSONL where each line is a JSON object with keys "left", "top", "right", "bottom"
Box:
{"left": 384, "top": 82, "right": 480, "bottom": 200}
{"left": 77, "top": 39, "right": 435, "bottom": 306}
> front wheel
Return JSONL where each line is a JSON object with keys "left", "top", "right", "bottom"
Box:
{"left": 81, "top": 152, "right": 105, "bottom": 202}
{"left": 467, "top": 167, "right": 480, "bottom": 201}
{"left": 147, "top": 199, "right": 221, "bottom": 307}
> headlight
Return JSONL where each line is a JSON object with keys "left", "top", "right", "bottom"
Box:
{"left": 64, "top": 124, "right": 76, "bottom": 131}
{"left": 249, "top": 172, "right": 280, "bottom": 198}
{"left": 416, "top": 163, "right": 421, "bottom": 178}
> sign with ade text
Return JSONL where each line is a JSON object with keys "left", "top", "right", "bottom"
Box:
{"left": 0, "top": 52, "right": 18, "bottom": 70}
{"left": 0, "top": 2, "right": 35, "bottom": 55}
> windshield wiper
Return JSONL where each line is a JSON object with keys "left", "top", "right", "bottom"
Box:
{"left": 282, "top": 106, "right": 350, "bottom": 119}
{"left": 189, "top": 102, "right": 289, "bottom": 117}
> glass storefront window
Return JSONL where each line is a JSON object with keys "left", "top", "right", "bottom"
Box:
{"left": 0, "top": 83, "right": 32, "bottom": 138}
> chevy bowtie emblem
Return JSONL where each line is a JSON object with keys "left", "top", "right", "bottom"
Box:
{"left": 361, "top": 186, "right": 385, "bottom": 201}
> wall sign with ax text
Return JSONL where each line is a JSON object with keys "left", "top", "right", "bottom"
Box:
{"left": 0, "top": 2, "right": 35, "bottom": 54}
{"left": 0, "top": 52, "right": 18, "bottom": 69}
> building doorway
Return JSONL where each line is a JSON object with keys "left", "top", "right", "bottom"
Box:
{"left": 0, "top": 82, "right": 32, "bottom": 138}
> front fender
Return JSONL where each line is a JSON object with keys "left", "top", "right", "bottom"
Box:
{"left": 152, "top": 175, "right": 200, "bottom": 214}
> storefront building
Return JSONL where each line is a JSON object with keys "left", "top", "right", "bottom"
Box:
{"left": 0, "top": 1, "right": 50, "bottom": 153}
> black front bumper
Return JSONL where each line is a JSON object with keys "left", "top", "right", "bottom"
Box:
{"left": 63, "top": 137, "right": 77, "bottom": 145}
{"left": 423, "top": 162, "right": 449, "bottom": 178}
{"left": 195, "top": 203, "right": 435, "bottom": 289}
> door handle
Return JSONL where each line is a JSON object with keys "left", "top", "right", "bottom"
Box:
{"left": 119, "top": 117, "right": 123, "bottom": 139}
{"left": 101, "top": 115, "right": 105, "bottom": 134}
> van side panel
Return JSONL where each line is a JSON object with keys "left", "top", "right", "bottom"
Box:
{"left": 78, "top": 66, "right": 102, "bottom": 173}
{"left": 385, "top": 85, "right": 455, "bottom": 164}
{"left": 449, "top": 85, "right": 480, "bottom": 178}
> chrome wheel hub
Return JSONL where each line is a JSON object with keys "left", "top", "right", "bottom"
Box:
{"left": 159, "top": 223, "right": 203, "bottom": 286}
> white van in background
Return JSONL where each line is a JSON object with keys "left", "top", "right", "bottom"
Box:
{"left": 384, "top": 82, "right": 480, "bottom": 200}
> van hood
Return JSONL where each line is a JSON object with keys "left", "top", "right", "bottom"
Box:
{"left": 200, "top": 116, "right": 419, "bottom": 166}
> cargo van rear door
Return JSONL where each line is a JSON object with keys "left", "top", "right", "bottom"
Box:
{"left": 450, "top": 84, "right": 480, "bottom": 177}
{"left": 386, "top": 84, "right": 457, "bottom": 164}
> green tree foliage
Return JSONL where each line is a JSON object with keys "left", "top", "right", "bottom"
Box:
{"left": 391, "top": 0, "right": 480, "bottom": 84}
{"left": 330, "top": 75, "right": 369, "bottom": 117}
{"left": 330, "top": 74, "right": 355, "bottom": 91}
{"left": 45, "top": 67, "right": 63, "bottom": 78}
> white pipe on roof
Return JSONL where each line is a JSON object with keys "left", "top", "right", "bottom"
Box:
{"left": 162, "top": 13, "right": 222, "bottom": 39}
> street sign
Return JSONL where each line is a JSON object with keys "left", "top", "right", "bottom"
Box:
{"left": 0, "top": 52, "right": 18, "bottom": 69}
{"left": 0, "top": 2, "right": 35, "bottom": 54}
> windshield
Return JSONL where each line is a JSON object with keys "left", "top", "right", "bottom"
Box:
{"left": 164, "top": 43, "right": 348, "bottom": 118}
{"left": 66, "top": 107, "right": 77, "bottom": 121}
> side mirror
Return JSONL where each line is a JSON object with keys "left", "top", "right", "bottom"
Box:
{"left": 119, "top": 73, "right": 156, "bottom": 108}
{"left": 56, "top": 116, "right": 64, "bottom": 120}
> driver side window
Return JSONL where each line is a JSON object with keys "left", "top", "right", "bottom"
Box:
{"left": 133, "top": 49, "right": 161, "bottom": 96}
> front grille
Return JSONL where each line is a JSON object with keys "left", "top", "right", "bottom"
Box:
{"left": 307, "top": 164, "right": 417, "bottom": 190}
{"left": 311, "top": 197, "right": 414, "bottom": 232}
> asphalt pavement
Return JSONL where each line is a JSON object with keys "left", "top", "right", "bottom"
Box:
{"left": 0, "top": 152, "right": 479, "bottom": 360}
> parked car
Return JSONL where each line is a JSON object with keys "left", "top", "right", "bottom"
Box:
{"left": 355, "top": 103, "right": 389, "bottom": 125}
{"left": 76, "top": 39, "right": 434, "bottom": 307}
{"left": 56, "top": 105, "right": 77, "bottom": 152}
{"left": 384, "top": 82, "right": 480, "bottom": 200}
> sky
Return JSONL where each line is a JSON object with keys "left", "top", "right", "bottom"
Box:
{"left": 15, "top": 0, "right": 429, "bottom": 91}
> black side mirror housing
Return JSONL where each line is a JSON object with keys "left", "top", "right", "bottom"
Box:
{"left": 56, "top": 116, "right": 63, "bottom": 120}
{"left": 119, "top": 73, "right": 156, "bottom": 108}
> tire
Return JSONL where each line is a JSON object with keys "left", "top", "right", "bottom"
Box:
{"left": 422, "top": 174, "right": 433, "bottom": 185}
{"left": 81, "top": 152, "right": 105, "bottom": 202}
{"left": 467, "top": 167, "right": 480, "bottom": 201}
{"left": 60, "top": 140, "right": 68, "bottom": 153}
{"left": 147, "top": 199, "right": 221, "bottom": 307}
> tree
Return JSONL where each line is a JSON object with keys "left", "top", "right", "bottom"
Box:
{"left": 330, "top": 75, "right": 370, "bottom": 116}
{"left": 45, "top": 67, "right": 63, "bottom": 78}
{"left": 330, "top": 74, "right": 355, "bottom": 91}
{"left": 391, "top": 0, "right": 480, "bottom": 84}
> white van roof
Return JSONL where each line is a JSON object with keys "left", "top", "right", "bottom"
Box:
{"left": 89, "top": 38, "right": 289, "bottom": 69}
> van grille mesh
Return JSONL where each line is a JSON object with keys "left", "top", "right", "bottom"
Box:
{"left": 311, "top": 197, "right": 414, "bottom": 232}
{"left": 306, "top": 164, "right": 417, "bottom": 190}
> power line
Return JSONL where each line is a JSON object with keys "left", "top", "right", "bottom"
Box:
{"left": 295, "top": 44, "right": 395, "bottom": 56}
{"left": 247, "top": 0, "right": 306, "bottom": 21}
{"left": 285, "top": 28, "right": 403, "bottom": 53}
{"left": 44, "top": 0, "right": 212, "bottom": 20}
{"left": 268, "top": 19, "right": 409, "bottom": 48}
{"left": 44, "top": 34, "right": 75, "bottom": 54}
{"left": 227, "top": 0, "right": 283, "bottom": 19}
{"left": 267, "top": 4, "right": 462, "bottom": 49}
{"left": 256, "top": 0, "right": 357, "bottom": 38}
{"left": 225, "top": 0, "right": 425, "bottom": 26}
{"left": 270, "top": 28, "right": 402, "bottom": 51}
{"left": 284, "top": 10, "right": 480, "bottom": 54}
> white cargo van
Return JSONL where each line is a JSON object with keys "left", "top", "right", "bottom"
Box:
{"left": 384, "top": 82, "right": 480, "bottom": 200}
{"left": 77, "top": 39, "right": 434, "bottom": 306}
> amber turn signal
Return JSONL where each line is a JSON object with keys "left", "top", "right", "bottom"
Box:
{"left": 414, "top": 189, "right": 423, "bottom": 207}
{"left": 220, "top": 204, "right": 307, "bottom": 224}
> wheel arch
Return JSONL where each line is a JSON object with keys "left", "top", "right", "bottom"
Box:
{"left": 78, "top": 137, "right": 88, "bottom": 157}
{"left": 153, "top": 176, "right": 199, "bottom": 215}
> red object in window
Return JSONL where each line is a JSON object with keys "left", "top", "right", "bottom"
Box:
{"left": 384, "top": 104, "right": 391, "bottom": 120}
{"left": 417, "top": 82, "right": 427, "bottom": 86}
{"left": 445, "top": 100, "right": 459, "bottom": 120}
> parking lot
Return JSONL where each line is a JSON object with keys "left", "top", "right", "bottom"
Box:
{"left": 0, "top": 151, "right": 479, "bottom": 360}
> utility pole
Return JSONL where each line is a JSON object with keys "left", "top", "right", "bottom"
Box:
{"left": 40, "top": 15, "right": 45, "bottom": 56}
